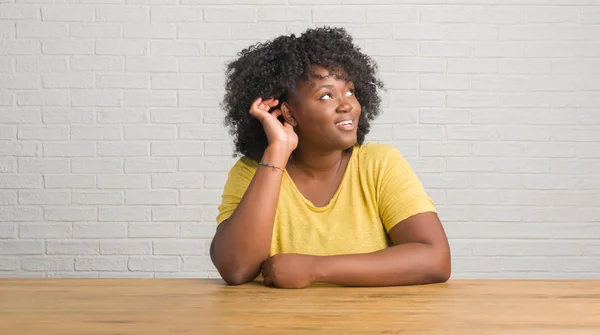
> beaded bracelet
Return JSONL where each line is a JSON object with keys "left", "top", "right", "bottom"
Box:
{"left": 259, "top": 162, "right": 284, "bottom": 172}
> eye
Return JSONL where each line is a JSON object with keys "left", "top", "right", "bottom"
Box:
{"left": 319, "top": 93, "right": 333, "bottom": 100}
{"left": 346, "top": 89, "right": 354, "bottom": 96}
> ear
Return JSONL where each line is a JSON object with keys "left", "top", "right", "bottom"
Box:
{"left": 281, "top": 102, "right": 297, "bottom": 126}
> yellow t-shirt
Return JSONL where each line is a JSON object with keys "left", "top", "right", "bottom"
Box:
{"left": 216, "top": 142, "right": 436, "bottom": 257}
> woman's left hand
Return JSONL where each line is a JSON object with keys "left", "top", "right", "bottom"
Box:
{"left": 261, "top": 254, "right": 319, "bottom": 289}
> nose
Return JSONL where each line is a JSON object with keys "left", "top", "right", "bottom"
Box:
{"left": 337, "top": 97, "right": 352, "bottom": 113}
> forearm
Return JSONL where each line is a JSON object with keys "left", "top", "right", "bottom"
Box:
{"left": 312, "top": 243, "right": 451, "bottom": 287}
{"left": 211, "top": 145, "right": 289, "bottom": 285}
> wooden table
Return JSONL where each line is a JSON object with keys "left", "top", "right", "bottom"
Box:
{"left": 1, "top": 279, "right": 599, "bottom": 334}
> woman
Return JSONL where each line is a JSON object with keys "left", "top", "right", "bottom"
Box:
{"left": 210, "top": 27, "right": 451, "bottom": 288}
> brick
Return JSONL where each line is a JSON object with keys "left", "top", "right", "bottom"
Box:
{"left": 0, "top": 191, "right": 17, "bottom": 205}
{"left": 498, "top": 127, "right": 551, "bottom": 141}
{"left": 474, "top": 42, "right": 523, "bottom": 57}
{"left": 552, "top": 93, "right": 600, "bottom": 108}
{"left": 419, "top": 173, "right": 471, "bottom": 189}
{"left": 0, "top": 175, "right": 41, "bottom": 189}
{"left": 128, "top": 256, "right": 180, "bottom": 272}
{"left": 498, "top": 59, "right": 551, "bottom": 74}
{"left": 577, "top": 144, "right": 600, "bottom": 158}
{"left": 0, "top": 240, "right": 44, "bottom": 255}
{"left": 73, "top": 223, "right": 127, "bottom": 238}
{"left": 151, "top": 6, "right": 203, "bottom": 22}
{"left": 43, "top": 142, "right": 95, "bottom": 157}
{"left": 472, "top": 142, "right": 521, "bottom": 157}
{"left": 205, "top": 7, "right": 257, "bottom": 22}
{"left": 258, "top": 7, "right": 309, "bottom": 22}
{"left": 372, "top": 108, "right": 417, "bottom": 125}
{"left": 17, "top": 57, "right": 68, "bottom": 73}
{"left": 551, "top": 159, "right": 600, "bottom": 175}
{"left": 125, "top": 190, "right": 177, "bottom": 205}
{"left": 180, "top": 125, "right": 228, "bottom": 140}
{"left": 420, "top": 75, "right": 470, "bottom": 91}
{"left": 421, "top": 42, "right": 471, "bottom": 57}
{"left": 0, "top": 207, "right": 42, "bottom": 223}
{"left": 203, "top": 172, "right": 227, "bottom": 189}
{"left": 421, "top": 7, "right": 471, "bottom": 23}
{"left": 48, "top": 272, "right": 99, "bottom": 279}
{"left": 154, "top": 240, "right": 204, "bottom": 255}
{"left": 202, "top": 109, "right": 224, "bottom": 124}
{"left": 126, "top": 57, "right": 177, "bottom": 73}
{"left": 393, "top": 125, "right": 444, "bottom": 140}
{"left": 419, "top": 109, "right": 470, "bottom": 124}
{"left": 473, "top": 8, "right": 527, "bottom": 24}
{"left": 19, "top": 191, "right": 70, "bottom": 205}
{"left": 580, "top": 176, "right": 600, "bottom": 190}
{"left": 151, "top": 74, "right": 202, "bottom": 90}
{"left": 523, "top": 206, "right": 598, "bottom": 222}
{"left": 178, "top": 23, "right": 230, "bottom": 40}
{"left": 45, "top": 207, "right": 96, "bottom": 222}
{"left": 366, "top": 7, "right": 417, "bottom": 23}
{"left": 150, "top": 109, "right": 203, "bottom": 124}
{"left": 580, "top": 8, "right": 600, "bottom": 24}
{"left": 0, "top": 159, "right": 15, "bottom": 173}
{"left": 22, "top": 257, "right": 74, "bottom": 271}
{"left": 446, "top": 158, "right": 495, "bottom": 172}
{"left": 419, "top": 142, "right": 470, "bottom": 157}
{"left": 524, "top": 42, "right": 579, "bottom": 58}
{"left": 124, "top": 92, "right": 177, "bottom": 107}
{"left": 495, "top": 158, "right": 550, "bottom": 174}
{"left": 19, "top": 223, "right": 71, "bottom": 239}
{"left": 178, "top": 92, "right": 222, "bottom": 108}
{"left": 124, "top": 158, "right": 176, "bottom": 173}
{"left": 100, "top": 240, "right": 152, "bottom": 255}
{"left": 364, "top": 41, "right": 417, "bottom": 56}
{"left": 97, "top": 175, "right": 150, "bottom": 189}
{"left": 472, "top": 109, "right": 576, "bottom": 125}
{"left": 98, "top": 109, "right": 148, "bottom": 123}
{"left": 0, "top": 143, "right": 38, "bottom": 157}
{"left": 0, "top": 41, "right": 40, "bottom": 55}
{"left": 232, "top": 23, "right": 287, "bottom": 40}
{"left": 71, "top": 90, "right": 121, "bottom": 107}
{"left": 125, "top": 125, "right": 177, "bottom": 139}
{"left": 152, "top": 206, "right": 203, "bottom": 222}
{"left": 471, "top": 206, "right": 522, "bottom": 222}
{"left": 72, "top": 158, "right": 123, "bottom": 174}
{"left": 446, "top": 24, "right": 497, "bottom": 40}
{"left": 97, "top": 74, "right": 149, "bottom": 89}
{"left": 42, "top": 5, "right": 94, "bottom": 21}
{"left": 549, "top": 191, "right": 600, "bottom": 207}
{"left": 17, "top": 126, "right": 68, "bottom": 140}
{"left": 128, "top": 223, "right": 178, "bottom": 238}
{"left": 365, "top": 125, "right": 393, "bottom": 141}
{"left": 71, "top": 126, "right": 121, "bottom": 140}
{"left": 98, "top": 142, "right": 149, "bottom": 157}
{"left": 98, "top": 272, "right": 154, "bottom": 278}
{"left": 0, "top": 5, "right": 40, "bottom": 19}
{"left": 99, "top": 206, "right": 149, "bottom": 222}
{"left": 180, "top": 223, "right": 216, "bottom": 238}
{"left": 471, "top": 173, "right": 522, "bottom": 189}
{"left": 16, "top": 22, "right": 68, "bottom": 38}
{"left": 180, "top": 190, "right": 222, "bottom": 205}
{"left": 391, "top": 92, "right": 445, "bottom": 107}
{"left": 204, "top": 41, "right": 255, "bottom": 57}
{"left": 42, "top": 41, "right": 94, "bottom": 55}
{"left": 151, "top": 41, "right": 202, "bottom": 56}
{"left": 0, "top": 57, "right": 13, "bottom": 72}
{"left": 183, "top": 256, "right": 217, "bottom": 272}
{"left": 447, "top": 58, "right": 497, "bottom": 74}
{"left": 0, "top": 74, "right": 40, "bottom": 89}
{"left": 0, "top": 257, "right": 19, "bottom": 271}
{"left": 179, "top": 157, "right": 231, "bottom": 172}
{"left": 43, "top": 73, "right": 94, "bottom": 89}
{"left": 71, "top": 56, "right": 123, "bottom": 71}
{"left": 45, "top": 175, "right": 95, "bottom": 189}
{"left": 447, "top": 93, "right": 498, "bottom": 107}
{"left": 499, "top": 25, "right": 552, "bottom": 41}
{"left": 70, "top": 23, "right": 121, "bottom": 38}
{"left": 95, "top": 6, "right": 149, "bottom": 22}
{"left": 178, "top": 57, "right": 227, "bottom": 73}
{"left": 522, "top": 143, "right": 575, "bottom": 158}
{"left": 96, "top": 40, "right": 145, "bottom": 56}
{"left": 72, "top": 192, "right": 122, "bottom": 205}
{"left": 0, "top": 91, "right": 13, "bottom": 106}
{"left": 124, "top": 23, "right": 175, "bottom": 39}
{"left": 17, "top": 91, "right": 70, "bottom": 106}
{"left": 48, "top": 241, "right": 99, "bottom": 255}
{"left": 76, "top": 257, "right": 128, "bottom": 271}
{"left": 152, "top": 141, "right": 204, "bottom": 157}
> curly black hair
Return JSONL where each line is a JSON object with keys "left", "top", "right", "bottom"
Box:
{"left": 221, "top": 26, "right": 385, "bottom": 162}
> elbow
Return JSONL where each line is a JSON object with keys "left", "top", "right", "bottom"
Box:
{"left": 428, "top": 246, "right": 452, "bottom": 284}
{"left": 220, "top": 271, "right": 252, "bottom": 286}
{"left": 210, "top": 239, "right": 258, "bottom": 286}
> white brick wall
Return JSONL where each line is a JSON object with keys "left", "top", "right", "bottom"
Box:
{"left": 0, "top": 1, "right": 599, "bottom": 279}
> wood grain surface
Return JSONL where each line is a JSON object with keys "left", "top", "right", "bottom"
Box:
{"left": 1, "top": 279, "right": 599, "bottom": 334}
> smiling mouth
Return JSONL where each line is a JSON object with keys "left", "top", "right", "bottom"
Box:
{"left": 335, "top": 119, "right": 355, "bottom": 130}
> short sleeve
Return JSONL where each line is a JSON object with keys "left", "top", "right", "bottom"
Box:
{"left": 377, "top": 147, "right": 436, "bottom": 232}
{"left": 216, "top": 157, "right": 257, "bottom": 225}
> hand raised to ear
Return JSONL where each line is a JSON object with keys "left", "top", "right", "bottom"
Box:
{"left": 249, "top": 97, "right": 298, "bottom": 155}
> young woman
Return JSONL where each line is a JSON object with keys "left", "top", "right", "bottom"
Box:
{"left": 210, "top": 27, "right": 451, "bottom": 288}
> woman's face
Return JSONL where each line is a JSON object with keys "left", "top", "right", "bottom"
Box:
{"left": 286, "top": 65, "right": 362, "bottom": 152}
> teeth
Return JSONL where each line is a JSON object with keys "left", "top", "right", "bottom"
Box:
{"left": 336, "top": 120, "right": 352, "bottom": 126}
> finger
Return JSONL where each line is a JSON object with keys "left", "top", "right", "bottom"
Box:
{"left": 263, "top": 275, "right": 273, "bottom": 287}
{"left": 270, "top": 109, "right": 282, "bottom": 118}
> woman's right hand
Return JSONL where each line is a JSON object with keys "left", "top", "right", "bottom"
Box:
{"left": 249, "top": 97, "right": 298, "bottom": 155}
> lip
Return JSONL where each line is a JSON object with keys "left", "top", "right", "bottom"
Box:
{"left": 335, "top": 119, "right": 355, "bottom": 131}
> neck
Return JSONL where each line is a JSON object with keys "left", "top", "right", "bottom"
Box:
{"left": 289, "top": 146, "right": 345, "bottom": 178}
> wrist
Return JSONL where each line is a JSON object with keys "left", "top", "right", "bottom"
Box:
{"left": 310, "top": 256, "right": 329, "bottom": 284}
{"left": 262, "top": 144, "right": 291, "bottom": 168}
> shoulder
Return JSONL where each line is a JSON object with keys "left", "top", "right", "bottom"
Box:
{"left": 226, "top": 156, "right": 258, "bottom": 180}
{"left": 354, "top": 141, "right": 407, "bottom": 168}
